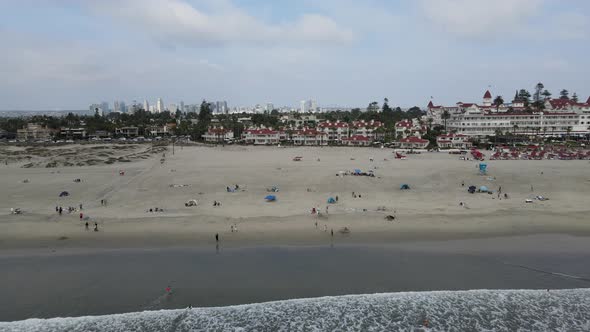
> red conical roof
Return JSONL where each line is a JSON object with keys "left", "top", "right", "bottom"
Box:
{"left": 427, "top": 101, "right": 434, "bottom": 108}
{"left": 586, "top": 96, "right": 590, "bottom": 104}
{"left": 483, "top": 90, "right": 492, "bottom": 99}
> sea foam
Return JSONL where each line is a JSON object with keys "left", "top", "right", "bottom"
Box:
{"left": 2, "top": 289, "right": 590, "bottom": 331}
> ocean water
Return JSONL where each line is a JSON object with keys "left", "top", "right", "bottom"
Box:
{"left": 2, "top": 242, "right": 590, "bottom": 322}
{"left": 2, "top": 289, "right": 590, "bottom": 331}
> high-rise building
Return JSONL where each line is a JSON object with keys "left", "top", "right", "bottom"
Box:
{"left": 157, "top": 98, "right": 164, "bottom": 113}
{"left": 310, "top": 100, "right": 317, "bottom": 112}
{"left": 114, "top": 101, "right": 121, "bottom": 113}
{"left": 215, "top": 101, "right": 228, "bottom": 114}
{"left": 300, "top": 100, "right": 306, "bottom": 113}
{"left": 266, "top": 103, "right": 274, "bottom": 112}
{"left": 120, "top": 101, "right": 126, "bottom": 113}
{"left": 168, "top": 103, "right": 178, "bottom": 112}
{"left": 180, "top": 101, "right": 185, "bottom": 113}
{"left": 101, "top": 102, "right": 109, "bottom": 115}
{"left": 144, "top": 100, "right": 150, "bottom": 112}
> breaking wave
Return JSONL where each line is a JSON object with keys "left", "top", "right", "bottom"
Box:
{"left": 3, "top": 289, "right": 590, "bottom": 331}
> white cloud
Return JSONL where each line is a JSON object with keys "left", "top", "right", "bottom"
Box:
{"left": 88, "top": 0, "right": 354, "bottom": 47}
{"left": 419, "top": 0, "right": 542, "bottom": 38}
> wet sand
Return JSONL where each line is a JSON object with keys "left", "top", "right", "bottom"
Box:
{"left": 2, "top": 234, "right": 590, "bottom": 321}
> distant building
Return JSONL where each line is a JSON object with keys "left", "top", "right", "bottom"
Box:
{"left": 395, "top": 136, "right": 429, "bottom": 149}
{"left": 215, "top": 101, "right": 228, "bottom": 114}
{"left": 144, "top": 100, "right": 150, "bottom": 113}
{"left": 60, "top": 128, "right": 87, "bottom": 139}
{"left": 17, "top": 123, "right": 54, "bottom": 141}
{"left": 115, "top": 126, "right": 139, "bottom": 137}
{"left": 341, "top": 135, "right": 371, "bottom": 146}
{"left": 202, "top": 127, "right": 234, "bottom": 142}
{"left": 266, "top": 103, "right": 274, "bottom": 111}
{"left": 436, "top": 134, "right": 472, "bottom": 149}
{"left": 89, "top": 103, "right": 108, "bottom": 116}
{"left": 157, "top": 98, "right": 164, "bottom": 113}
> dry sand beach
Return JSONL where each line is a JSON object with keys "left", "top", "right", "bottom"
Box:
{"left": 1, "top": 144, "right": 590, "bottom": 252}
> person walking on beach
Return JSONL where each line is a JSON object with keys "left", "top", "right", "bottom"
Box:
{"left": 498, "top": 186, "right": 502, "bottom": 194}
{"left": 55, "top": 206, "right": 59, "bottom": 213}
{"left": 79, "top": 212, "right": 83, "bottom": 220}
{"left": 59, "top": 207, "right": 62, "bottom": 215}
{"left": 79, "top": 203, "right": 83, "bottom": 210}
{"left": 331, "top": 229, "right": 334, "bottom": 237}
{"left": 85, "top": 222, "right": 89, "bottom": 230}
{"left": 335, "top": 195, "right": 339, "bottom": 202}
{"left": 215, "top": 233, "right": 219, "bottom": 242}
{"left": 94, "top": 222, "right": 98, "bottom": 232}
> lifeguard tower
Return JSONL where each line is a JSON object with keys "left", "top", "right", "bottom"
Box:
{"left": 479, "top": 163, "right": 487, "bottom": 175}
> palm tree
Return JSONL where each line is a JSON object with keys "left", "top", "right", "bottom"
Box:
{"left": 427, "top": 117, "right": 433, "bottom": 130}
{"left": 493, "top": 96, "right": 504, "bottom": 111}
{"left": 442, "top": 110, "right": 450, "bottom": 132}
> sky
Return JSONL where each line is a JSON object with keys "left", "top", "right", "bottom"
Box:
{"left": 0, "top": 0, "right": 589, "bottom": 110}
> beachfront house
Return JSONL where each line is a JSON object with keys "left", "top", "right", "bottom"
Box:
{"left": 292, "top": 129, "right": 328, "bottom": 146}
{"left": 341, "top": 135, "right": 371, "bottom": 146}
{"left": 395, "top": 119, "right": 426, "bottom": 139}
{"left": 395, "top": 136, "right": 429, "bottom": 149}
{"left": 16, "top": 123, "right": 54, "bottom": 141}
{"left": 59, "top": 127, "right": 87, "bottom": 140}
{"left": 203, "top": 127, "right": 234, "bottom": 143}
{"left": 351, "top": 120, "right": 384, "bottom": 140}
{"left": 115, "top": 126, "right": 139, "bottom": 137}
{"left": 317, "top": 121, "right": 349, "bottom": 143}
{"left": 436, "top": 134, "right": 472, "bottom": 149}
{"left": 242, "top": 128, "right": 284, "bottom": 145}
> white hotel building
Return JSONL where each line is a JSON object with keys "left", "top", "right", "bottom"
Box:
{"left": 427, "top": 91, "right": 590, "bottom": 138}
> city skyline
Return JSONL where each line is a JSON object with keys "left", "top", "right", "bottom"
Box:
{"left": 1, "top": 0, "right": 589, "bottom": 110}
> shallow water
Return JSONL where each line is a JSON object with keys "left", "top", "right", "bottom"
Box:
{"left": 2, "top": 241, "right": 590, "bottom": 322}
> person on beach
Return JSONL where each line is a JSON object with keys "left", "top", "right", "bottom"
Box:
{"left": 101, "top": 199, "right": 104, "bottom": 206}
{"left": 231, "top": 225, "right": 234, "bottom": 232}
{"left": 55, "top": 206, "right": 58, "bottom": 213}
{"left": 79, "top": 212, "right": 83, "bottom": 220}
{"left": 335, "top": 196, "right": 339, "bottom": 202}
{"left": 352, "top": 191, "right": 355, "bottom": 198}
{"left": 94, "top": 222, "right": 98, "bottom": 232}
{"left": 59, "top": 207, "right": 62, "bottom": 215}
{"left": 315, "top": 221, "right": 318, "bottom": 229}
{"left": 85, "top": 222, "right": 89, "bottom": 230}
{"left": 331, "top": 229, "right": 334, "bottom": 237}
{"left": 215, "top": 233, "right": 219, "bottom": 242}
{"left": 79, "top": 203, "right": 83, "bottom": 210}
{"left": 461, "top": 181, "right": 464, "bottom": 187}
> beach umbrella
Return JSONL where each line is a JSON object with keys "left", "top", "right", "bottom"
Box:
{"left": 400, "top": 184, "right": 410, "bottom": 190}
{"left": 59, "top": 191, "right": 69, "bottom": 197}
{"left": 479, "top": 185, "right": 488, "bottom": 192}
{"left": 354, "top": 169, "right": 362, "bottom": 174}
{"left": 327, "top": 197, "right": 336, "bottom": 204}
{"left": 265, "top": 195, "right": 276, "bottom": 201}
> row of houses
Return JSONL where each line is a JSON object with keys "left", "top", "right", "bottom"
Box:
{"left": 15, "top": 124, "right": 176, "bottom": 141}
{"left": 204, "top": 124, "right": 472, "bottom": 149}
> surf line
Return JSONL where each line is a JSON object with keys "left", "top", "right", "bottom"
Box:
{"left": 501, "top": 261, "right": 590, "bottom": 283}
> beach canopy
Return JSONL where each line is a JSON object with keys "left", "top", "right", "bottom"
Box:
{"left": 400, "top": 184, "right": 410, "bottom": 190}
{"left": 59, "top": 191, "right": 69, "bottom": 197}
{"left": 468, "top": 185, "right": 476, "bottom": 193}
{"left": 354, "top": 169, "right": 362, "bottom": 174}
{"left": 265, "top": 195, "right": 276, "bottom": 201}
{"left": 327, "top": 197, "right": 336, "bottom": 204}
{"left": 479, "top": 185, "right": 489, "bottom": 192}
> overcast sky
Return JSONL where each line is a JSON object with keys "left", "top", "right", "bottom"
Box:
{"left": 1, "top": 0, "right": 588, "bottom": 110}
